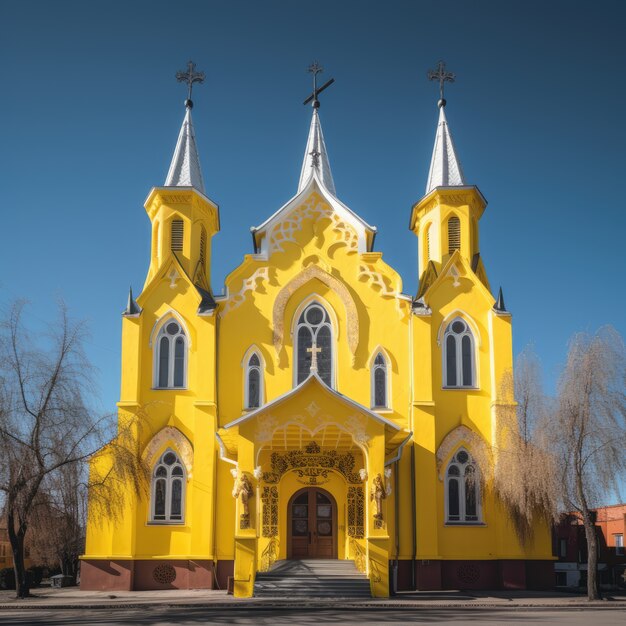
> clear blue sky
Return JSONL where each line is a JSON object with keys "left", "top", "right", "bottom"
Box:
{"left": 1, "top": 0, "right": 625, "bottom": 413}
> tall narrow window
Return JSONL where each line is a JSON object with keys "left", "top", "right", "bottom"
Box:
{"left": 372, "top": 352, "right": 388, "bottom": 409}
{"left": 171, "top": 219, "right": 184, "bottom": 252}
{"left": 199, "top": 225, "right": 207, "bottom": 266}
{"left": 446, "top": 449, "right": 480, "bottom": 523}
{"left": 155, "top": 320, "right": 187, "bottom": 388}
{"left": 151, "top": 449, "right": 185, "bottom": 523}
{"left": 245, "top": 352, "right": 262, "bottom": 409}
{"left": 443, "top": 317, "right": 475, "bottom": 388}
{"left": 448, "top": 216, "right": 460, "bottom": 254}
{"left": 295, "top": 302, "right": 333, "bottom": 387}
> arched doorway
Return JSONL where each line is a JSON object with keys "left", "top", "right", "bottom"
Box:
{"left": 287, "top": 487, "right": 337, "bottom": 559}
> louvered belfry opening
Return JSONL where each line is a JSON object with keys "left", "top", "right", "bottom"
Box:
{"left": 426, "top": 225, "right": 431, "bottom": 261}
{"left": 448, "top": 216, "right": 460, "bottom": 254}
{"left": 199, "top": 225, "right": 207, "bottom": 266}
{"left": 171, "top": 219, "right": 184, "bottom": 252}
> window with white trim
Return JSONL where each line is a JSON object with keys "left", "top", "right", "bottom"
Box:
{"left": 443, "top": 317, "right": 476, "bottom": 388}
{"left": 615, "top": 534, "right": 624, "bottom": 556}
{"left": 245, "top": 352, "right": 262, "bottom": 409}
{"left": 151, "top": 449, "right": 185, "bottom": 523}
{"left": 446, "top": 449, "right": 481, "bottom": 523}
{"left": 155, "top": 320, "right": 187, "bottom": 388}
{"left": 295, "top": 302, "right": 333, "bottom": 387}
{"left": 371, "top": 352, "right": 389, "bottom": 409}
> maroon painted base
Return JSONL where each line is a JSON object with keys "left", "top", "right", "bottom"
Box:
{"left": 395, "top": 559, "right": 554, "bottom": 591}
{"left": 80, "top": 559, "right": 221, "bottom": 591}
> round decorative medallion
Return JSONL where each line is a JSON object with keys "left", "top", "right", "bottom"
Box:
{"left": 153, "top": 563, "right": 177, "bottom": 584}
{"left": 457, "top": 563, "right": 480, "bottom": 585}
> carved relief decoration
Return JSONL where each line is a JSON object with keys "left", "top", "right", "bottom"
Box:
{"left": 268, "top": 195, "right": 359, "bottom": 255}
{"left": 220, "top": 267, "right": 269, "bottom": 317}
{"left": 261, "top": 486, "right": 279, "bottom": 537}
{"left": 358, "top": 263, "right": 397, "bottom": 297}
{"left": 435, "top": 425, "right": 488, "bottom": 480}
{"left": 272, "top": 265, "right": 359, "bottom": 355}
{"left": 347, "top": 486, "right": 365, "bottom": 538}
{"left": 142, "top": 426, "right": 193, "bottom": 479}
{"left": 262, "top": 442, "right": 361, "bottom": 484}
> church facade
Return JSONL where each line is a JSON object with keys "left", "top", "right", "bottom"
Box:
{"left": 81, "top": 78, "right": 553, "bottom": 596}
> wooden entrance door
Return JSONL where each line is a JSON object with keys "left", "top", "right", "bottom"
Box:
{"left": 288, "top": 488, "right": 337, "bottom": 559}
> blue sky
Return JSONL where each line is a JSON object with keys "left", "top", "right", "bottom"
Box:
{"left": 1, "top": 0, "right": 625, "bottom": 412}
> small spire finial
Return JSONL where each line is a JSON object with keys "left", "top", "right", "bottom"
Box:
{"left": 427, "top": 60, "right": 455, "bottom": 108}
{"left": 176, "top": 60, "right": 205, "bottom": 109}
{"left": 303, "top": 61, "right": 335, "bottom": 109}
{"left": 494, "top": 287, "right": 507, "bottom": 313}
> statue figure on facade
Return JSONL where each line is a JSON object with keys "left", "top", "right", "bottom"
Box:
{"left": 370, "top": 473, "right": 386, "bottom": 520}
{"left": 232, "top": 473, "right": 254, "bottom": 527}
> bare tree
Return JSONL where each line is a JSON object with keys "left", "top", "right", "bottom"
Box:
{"left": 547, "top": 327, "right": 626, "bottom": 600}
{"left": 495, "top": 348, "right": 559, "bottom": 545}
{"left": 0, "top": 301, "right": 148, "bottom": 598}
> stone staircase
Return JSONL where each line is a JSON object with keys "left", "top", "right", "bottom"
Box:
{"left": 254, "top": 559, "right": 372, "bottom": 598}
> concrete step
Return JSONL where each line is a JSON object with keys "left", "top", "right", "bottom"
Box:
{"left": 254, "top": 559, "right": 371, "bottom": 598}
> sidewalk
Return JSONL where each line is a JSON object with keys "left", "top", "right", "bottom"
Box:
{"left": 0, "top": 587, "right": 624, "bottom": 611}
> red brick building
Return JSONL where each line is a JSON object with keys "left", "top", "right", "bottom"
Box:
{"left": 554, "top": 504, "right": 626, "bottom": 589}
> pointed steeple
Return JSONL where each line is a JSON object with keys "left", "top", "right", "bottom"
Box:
{"left": 425, "top": 104, "right": 466, "bottom": 194}
{"left": 165, "top": 105, "right": 206, "bottom": 193}
{"left": 298, "top": 108, "right": 336, "bottom": 196}
{"left": 122, "top": 286, "right": 141, "bottom": 317}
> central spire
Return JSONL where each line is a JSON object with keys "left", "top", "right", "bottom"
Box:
{"left": 298, "top": 62, "right": 336, "bottom": 196}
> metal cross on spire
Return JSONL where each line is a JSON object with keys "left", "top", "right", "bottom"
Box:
{"left": 427, "top": 60, "right": 455, "bottom": 108}
{"left": 303, "top": 61, "right": 335, "bottom": 109}
{"left": 176, "top": 60, "right": 205, "bottom": 109}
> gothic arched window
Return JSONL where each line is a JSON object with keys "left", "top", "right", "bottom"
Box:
{"left": 371, "top": 352, "right": 389, "bottom": 409}
{"left": 151, "top": 449, "right": 185, "bottom": 523}
{"left": 448, "top": 216, "right": 460, "bottom": 254}
{"left": 446, "top": 449, "right": 480, "bottom": 523}
{"left": 245, "top": 352, "right": 262, "bottom": 409}
{"left": 155, "top": 320, "right": 187, "bottom": 389}
{"left": 443, "top": 317, "right": 475, "bottom": 388}
{"left": 295, "top": 302, "right": 333, "bottom": 387}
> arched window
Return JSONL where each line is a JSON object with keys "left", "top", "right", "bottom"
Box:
{"left": 295, "top": 302, "right": 333, "bottom": 387}
{"left": 171, "top": 219, "right": 184, "bottom": 252}
{"left": 443, "top": 317, "right": 475, "bottom": 388}
{"left": 245, "top": 352, "right": 262, "bottom": 409}
{"left": 155, "top": 320, "right": 187, "bottom": 389}
{"left": 371, "top": 352, "right": 389, "bottom": 409}
{"left": 448, "top": 216, "right": 460, "bottom": 254}
{"left": 199, "top": 225, "right": 207, "bottom": 266}
{"left": 151, "top": 449, "right": 185, "bottom": 523}
{"left": 446, "top": 449, "right": 480, "bottom": 523}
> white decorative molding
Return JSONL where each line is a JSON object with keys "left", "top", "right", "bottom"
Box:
{"left": 143, "top": 426, "right": 194, "bottom": 479}
{"left": 220, "top": 267, "right": 269, "bottom": 317}
{"left": 435, "top": 425, "right": 487, "bottom": 481}
{"left": 357, "top": 262, "right": 397, "bottom": 297}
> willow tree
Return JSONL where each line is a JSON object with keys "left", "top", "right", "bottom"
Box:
{"left": 0, "top": 301, "right": 148, "bottom": 598}
{"left": 494, "top": 348, "right": 558, "bottom": 545}
{"left": 549, "top": 327, "right": 626, "bottom": 600}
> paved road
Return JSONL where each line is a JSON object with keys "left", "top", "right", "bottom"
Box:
{"left": 0, "top": 607, "right": 624, "bottom": 626}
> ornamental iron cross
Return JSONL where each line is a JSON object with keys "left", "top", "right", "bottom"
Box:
{"left": 176, "top": 60, "right": 205, "bottom": 104}
{"left": 427, "top": 60, "right": 455, "bottom": 105}
{"left": 303, "top": 61, "right": 335, "bottom": 108}
{"left": 307, "top": 344, "right": 322, "bottom": 372}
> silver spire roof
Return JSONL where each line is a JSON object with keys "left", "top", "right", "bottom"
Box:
{"left": 165, "top": 107, "right": 206, "bottom": 193}
{"left": 298, "top": 108, "right": 336, "bottom": 196}
{"left": 425, "top": 105, "right": 465, "bottom": 194}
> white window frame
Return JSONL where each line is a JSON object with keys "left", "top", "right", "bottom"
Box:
{"left": 149, "top": 448, "right": 186, "bottom": 524}
{"left": 442, "top": 317, "right": 477, "bottom": 389}
{"left": 153, "top": 318, "right": 188, "bottom": 389}
{"left": 615, "top": 534, "right": 624, "bottom": 556}
{"left": 292, "top": 299, "right": 335, "bottom": 389}
{"left": 444, "top": 448, "right": 483, "bottom": 525}
{"left": 243, "top": 348, "right": 264, "bottom": 410}
{"left": 370, "top": 348, "right": 391, "bottom": 410}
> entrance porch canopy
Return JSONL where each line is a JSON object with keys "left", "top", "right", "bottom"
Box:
{"left": 221, "top": 373, "right": 410, "bottom": 464}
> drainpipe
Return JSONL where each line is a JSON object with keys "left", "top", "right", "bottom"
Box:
{"left": 410, "top": 443, "right": 417, "bottom": 590}
{"left": 393, "top": 459, "right": 400, "bottom": 594}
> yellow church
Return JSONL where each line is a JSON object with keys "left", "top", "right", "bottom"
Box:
{"left": 81, "top": 64, "right": 553, "bottom": 597}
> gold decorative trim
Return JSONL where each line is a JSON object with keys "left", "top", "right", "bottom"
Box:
{"left": 272, "top": 265, "right": 359, "bottom": 355}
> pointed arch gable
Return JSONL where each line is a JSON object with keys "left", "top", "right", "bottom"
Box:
{"left": 272, "top": 265, "right": 359, "bottom": 355}
{"left": 435, "top": 425, "right": 489, "bottom": 480}
{"left": 143, "top": 427, "right": 194, "bottom": 479}
{"left": 437, "top": 309, "right": 482, "bottom": 348}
